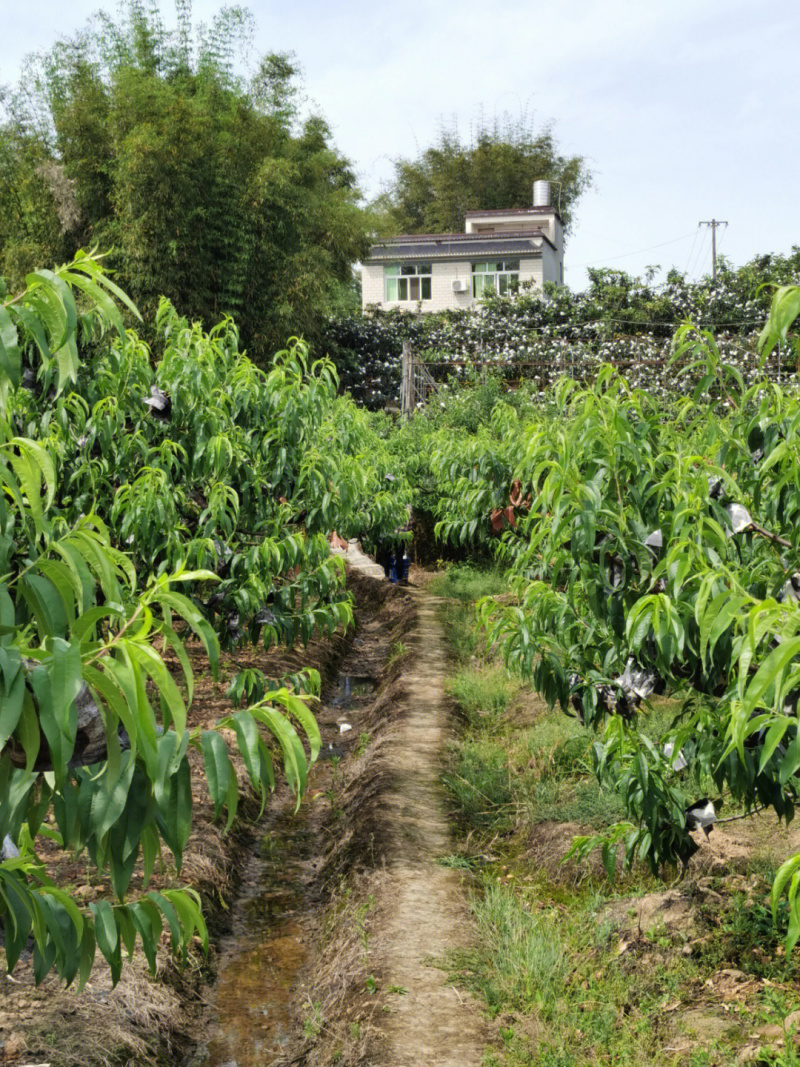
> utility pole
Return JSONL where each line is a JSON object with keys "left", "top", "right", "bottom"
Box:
{"left": 699, "top": 219, "right": 728, "bottom": 281}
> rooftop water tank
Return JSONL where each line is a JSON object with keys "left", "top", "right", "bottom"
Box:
{"left": 533, "top": 180, "right": 550, "bottom": 207}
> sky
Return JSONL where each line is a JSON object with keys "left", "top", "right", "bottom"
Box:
{"left": 2, "top": 0, "right": 798, "bottom": 292}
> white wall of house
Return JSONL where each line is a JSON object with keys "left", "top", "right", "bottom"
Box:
{"left": 464, "top": 208, "right": 563, "bottom": 252}
{"left": 519, "top": 256, "right": 544, "bottom": 289}
{"left": 539, "top": 243, "right": 561, "bottom": 285}
{"left": 363, "top": 256, "right": 551, "bottom": 312}
{"left": 361, "top": 262, "right": 386, "bottom": 307}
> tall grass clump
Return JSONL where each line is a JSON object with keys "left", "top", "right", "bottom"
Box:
{"left": 430, "top": 562, "right": 508, "bottom": 602}
{"left": 447, "top": 667, "right": 518, "bottom": 727}
{"left": 443, "top": 740, "right": 514, "bottom": 831}
{"left": 464, "top": 882, "right": 568, "bottom": 1017}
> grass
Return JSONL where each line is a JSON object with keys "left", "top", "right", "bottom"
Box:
{"left": 429, "top": 562, "right": 509, "bottom": 602}
{"left": 447, "top": 666, "right": 519, "bottom": 727}
{"left": 444, "top": 739, "right": 515, "bottom": 831}
{"left": 443, "top": 873, "right": 707, "bottom": 1066}
{"left": 387, "top": 640, "right": 407, "bottom": 664}
{"left": 430, "top": 563, "right": 509, "bottom": 662}
{"left": 523, "top": 777, "right": 627, "bottom": 828}
{"left": 467, "top": 881, "right": 569, "bottom": 1017}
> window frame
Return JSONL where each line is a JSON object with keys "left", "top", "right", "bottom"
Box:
{"left": 385, "top": 263, "right": 432, "bottom": 303}
{"left": 471, "top": 259, "right": 520, "bottom": 298}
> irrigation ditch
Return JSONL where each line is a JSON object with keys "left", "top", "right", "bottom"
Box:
{"left": 182, "top": 563, "right": 490, "bottom": 1067}
{"left": 1, "top": 565, "right": 490, "bottom": 1067}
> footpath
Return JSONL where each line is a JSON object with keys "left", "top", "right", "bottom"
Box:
{"left": 342, "top": 547, "right": 491, "bottom": 1066}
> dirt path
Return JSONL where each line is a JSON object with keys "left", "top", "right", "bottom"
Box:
{"left": 365, "top": 584, "right": 492, "bottom": 1066}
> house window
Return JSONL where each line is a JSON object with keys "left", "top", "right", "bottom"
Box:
{"left": 385, "top": 264, "right": 432, "bottom": 302}
{"left": 472, "top": 259, "right": 520, "bottom": 297}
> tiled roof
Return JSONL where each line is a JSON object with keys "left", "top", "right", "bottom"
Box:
{"left": 367, "top": 231, "right": 552, "bottom": 261}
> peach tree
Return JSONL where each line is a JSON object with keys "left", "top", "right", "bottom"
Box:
{"left": 0, "top": 253, "right": 408, "bottom": 985}
{"left": 435, "top": 286, "right": 800, "bottom": 948}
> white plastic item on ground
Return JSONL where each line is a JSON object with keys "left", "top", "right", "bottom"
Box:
{"left": 328, "top": 538, "right": 386, "bottom": 580}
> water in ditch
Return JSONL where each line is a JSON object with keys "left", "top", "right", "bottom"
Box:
{"left": 188, "top": 672, "right": 375, "bottom": 1067}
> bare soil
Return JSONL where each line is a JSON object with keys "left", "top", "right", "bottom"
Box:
{"left": 364, "top": 590, "right": 492, "bottom": 1066}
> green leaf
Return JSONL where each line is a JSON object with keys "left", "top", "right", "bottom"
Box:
{"left": 0, "top": 658, "right": 26, "bottom": 748}
{"left": 743, "top": 637, "right": 800, "bottom": 719}
{"left": 0, "top": 870, "right": 35, "bottom": 971}
{"left": 127, "top": 899, "right": 161, "bottom": 975}
{"left": 226, "top": 710, "right": 269, "bottom": 812}
{"left": 146, "top": 891, "right": 182, "bottom": 951}
{"left": 90, "top": 899, "right": 122, "bottom": 985}
{"left": 200, "top": 730, "right": 237, "bottom": 828}
{"left": 759, "top": 719, "right": 791, "bottom": 774}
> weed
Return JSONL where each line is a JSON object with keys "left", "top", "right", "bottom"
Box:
{"left": 364, "top": 976, "right": 377, "bottom": 995}
{"left": 524, "top": 778, "right": 627, "bottom": 828}
{"left": 429, "top": 562, "right": 508, "bottom": 602}
{"left": 438, "top": 600, "right": 482, "bottom": 662}
{"left": 356, "top": 731, "right": 370, "bottom": 756}
{"left": 443, "top": 739, "right": 513, "bottom": 831}
{"left": 447, "top": 666, "right": 518, "bottom": 727}
{"left": 388, "top": 640, "right": 407, "bottom": 664}
{"left": 522, "top": 720, "right": 589, "bottom": 778}
{"left": 753, "top": 1042, "right": 800, "bottom": 1067}
{"left": 387, "top": 985, "right": 408, "bottom": 995}
{"left": 469, "top": 880, "right": 568, "bottom": 1017}
{"left": 438, "top": 853, "right": 477, "bottom": 870}
{"left": 303, "top": 1000, "right": 325, "bottom": 1039}
{"left": 258, "top": 832, "right": 280, "bottom": 858}
{"left": 717, "top": 891, "right": 799, "bottom": 982}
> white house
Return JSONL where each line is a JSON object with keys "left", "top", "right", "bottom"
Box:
{"left": 361, "top": 181, "right": 564, "bottom": 313}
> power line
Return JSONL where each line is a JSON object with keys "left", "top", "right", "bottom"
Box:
{"left": 567, "top": 231, "right": 698, "bottom": 271}
{"left": 687, "top": 226, "right": 711, "bottom": 280}
{"left": 683, "top": 224, "right": 701, "bottom": 277}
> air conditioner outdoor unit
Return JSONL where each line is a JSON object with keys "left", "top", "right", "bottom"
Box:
{"left": 452, "top": 279, "right": 469, "bottom": 293}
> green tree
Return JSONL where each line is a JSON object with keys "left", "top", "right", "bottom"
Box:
{"left": 0, "top": 2, "right": 369, "bottom": 358}
{"left": 0, "top": 245, "right": 413, "bottom": 986}
{"left": 371, "top": 112, "right": 592, "bottom": 237}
